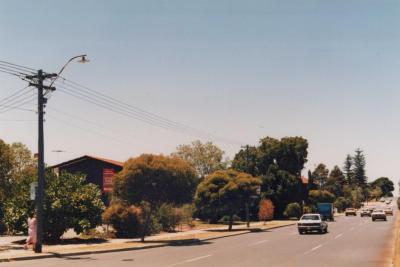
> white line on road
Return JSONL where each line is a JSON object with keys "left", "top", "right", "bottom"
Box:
{"left": 185, "top": 254, "right": 212, "bottom": 263}
{"left": 249, "top": 239, "right": 269, "bottom": 246}
{"left": 310, "top": 245, "right": 323, "bottom": 251}
{"left": 165, "top": 254, "right": 212, "bottom": 267}
{"left": 304, "top": 244, "right": 323, "bottom": 255}
{"left": 334, "top": 233, "right": 343, "bottom": 239}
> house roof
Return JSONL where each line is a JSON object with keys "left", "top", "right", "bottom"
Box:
{"left": 50, "top": 155, "right": 124, "bottom": 169}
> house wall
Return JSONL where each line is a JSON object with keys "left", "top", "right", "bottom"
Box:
{"left": 57, "top": 158, "right": 123, "bottom": 204}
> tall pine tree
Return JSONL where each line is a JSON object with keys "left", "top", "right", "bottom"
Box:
{"left": 343, "top": 154, "right": 353, "bottom": 185}
{"left": 353, "top": 148, "right": 367, "bottom": 187}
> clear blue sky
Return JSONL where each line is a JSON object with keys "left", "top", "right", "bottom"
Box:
{"left": 0, "top": 0, "right": 399, "bottom": 191}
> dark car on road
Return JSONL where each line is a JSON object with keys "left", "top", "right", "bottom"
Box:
{"left": 360, "top": 208, "right": 371, "bottom": 217}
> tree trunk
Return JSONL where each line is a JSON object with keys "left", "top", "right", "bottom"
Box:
{"left": 245, "top": 202, "right": 250, "bottom": 228}
{"left": 141, "top": 206, "right": 152, "bottom": 242}
{"left": 228, "top": 213, "right": 233, "bottom": 231}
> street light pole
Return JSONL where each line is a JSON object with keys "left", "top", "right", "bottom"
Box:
{"left": 25, "top": 55, "right": 88, "bottom": 253}
{"left": 26, "top": 70, "right": 56, "bottom": 253}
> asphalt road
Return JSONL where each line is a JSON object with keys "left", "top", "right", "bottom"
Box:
{"left": 2, "top": 209, "right": 396, "bottom": 267}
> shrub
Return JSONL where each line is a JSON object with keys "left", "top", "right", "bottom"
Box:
{"left": 258, "top": 199, "right": 274, "bottom": 222}
{"left": 334, "top": 197, "right": 352, "bottom": 213}
{"left": 219, "top": 215, "right": 241, "bottom": 223}
{"left": 102, "top": 202, "right": 142, "bottom": 238}
{"left": 157, "top": 204, "right": 182, "bottom": 232}
{"left": 180, "top": 204, "right": 195, "bottom": 228}
{"left": 283, "top": 202, "right": 302, "bottom": 219}
{"left": 43, "top": 171, "right": 105, "bottom": 241}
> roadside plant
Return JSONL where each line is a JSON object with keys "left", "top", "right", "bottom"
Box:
{"left": 113, "top": 154, "right": 197, "bottom": 241}
{"left": 283, "top": 202, "right": 302, "bottom": 219}
{"left": 258, "top": 199, "right": 274, "bottom": 223}
{"left": 195, "top": 169, "right": 260, "bottom": 231}
{"left": 43, "top": 171, "right": 105, "bottom": 241}
{"left": 102, "top": 201, "right": 143, "bottom": 238}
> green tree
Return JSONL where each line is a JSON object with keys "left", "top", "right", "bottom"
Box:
{"left": 113, "top": 154, "right": 197, "bottom": 241}
{"left": 276, "top": 137, "right": 308, "bottom": 176}
{"left": 369, "top": 177, "right": 394, "bottom": 197}
{"left": 0, "top": 139, "right": 13, "bottom": 195}
{"left": 312, "top": 164, "right": 329, "bottom": 189}
{"left": 43, "top": 171, "right": 105, "bottom": 241}
{"left": 334, "top": 197, "right": 351, "bottom": 212}
{"left": 283, "top": 202, "right": 302, "bottom": 219}
{"left": 343, "top": 154, "right": 353, "bottom": 185}
{"left": 257, "top": 137, "right": 281, "bottom": 174}
{"left": 307, "top": 170, "right": 317, "bottom": 192}
{"left": 172, "top": 140, "right": 227, "bottom": 179}
{"left": 368, "top": 186, "right": 383, "bottom": 201}
{"left": 10, "top": 142, "right": 35, "bottom": 177}
{"left": 324, "top": 166, "right": 346, "bottom": 197}
{"left": 194, "top": 170, "right": 260, "bottom": 231}
{"left": 308, "top": 190, "right": 335, "bottom": 205}
{"left": 353, "top": 148, "right": 367, "bottom": 188}
{"left": 261, "top": 164, "right": 302, "bottom": 217}
{"left": 0, "top": 140, "right": 16, "bottom": 233}
{"left": 232, "top": 145, "right": 259, "bottom": 176}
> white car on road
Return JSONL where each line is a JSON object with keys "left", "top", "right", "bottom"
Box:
{"left": 298, "top": 213, "right": 328, "bottom": 234}
{"left": 371, "top": 209, "right": 387, "bottom": 221}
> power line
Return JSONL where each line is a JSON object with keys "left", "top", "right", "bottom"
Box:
{"left": 56, "top": 86, "right": 180, "bottom": 132}
{"left": 0, "top": 62, "right": 36, "bottom": 74}
{"left": 0, "top": 60, "right": 36, "bottom": 72}
{"left": 0, "top": 67, "right": 27, "bottom": 78}
{"left": 0, "top": 94, "right": 36, "bottom": 114}
{"left": 0, "top": 86, "right": 30, "bottom": 105}
{"left": 46, "top": 113, "right": 137, "bottom": 147}
{"left": 0, "top": 103, "right": 36, "bottom": 113}
{"left": 56, "top": 80, "right": 243, "bottom": 145}
{"left": 47, "top": 106, "right": 116, "bottom": 131}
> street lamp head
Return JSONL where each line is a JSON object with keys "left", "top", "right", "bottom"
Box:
{"left": 77, "top": 55, "right": 89, "bottom": 63}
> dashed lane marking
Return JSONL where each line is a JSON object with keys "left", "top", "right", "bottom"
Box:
{"left": 311, "top": 245, "right": 323, "bottom": 251}
{"left": 334, "top": 233, "right": 343, "bottom": 239}
{"left": 249, "top": 239, "right": 269, "bottom": 246}
{"left": 164, "top": 254, "right": 212, "bottom": 267}
{"left": 185, "top": 255, "right": 212, "bottom": 263}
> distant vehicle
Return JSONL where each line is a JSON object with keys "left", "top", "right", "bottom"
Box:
{"left": 384, "top": 207, "right": 393, "bottom": 216}
{"left": 317, "top": 203, "right": 334, "bottom": 221}
{"left": 345, "top": 208, "right": 357, "bottom": 216}
{"left": 371, "top": 209, "right": 387, "bottom": 221}
{"left": 298, "top": 213, "right": 328, "bottom": 234}
{"left": 360, "top": 208, "right": 371, "bottom": 217}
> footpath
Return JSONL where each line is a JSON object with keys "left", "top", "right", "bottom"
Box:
{"left": 0, "top": 220, "right": 295, "bottom": 262}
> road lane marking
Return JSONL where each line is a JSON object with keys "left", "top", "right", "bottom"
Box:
{"left": 334, "top": 233, "right": 343, "bottom": 239}
{"left": 165, "top": 254, "right": 212, "bottom": 267}
{"left": 304, "top": 244, "right": 323, "bottom": 255}
{"left": 185, "top": 254, "right": 212, "bottom": 263}
{"left": 249, "top": 239, "right": 269, "bottom": 246}
{"left": 310, "top": 245, "right": 323, "bottom": 251}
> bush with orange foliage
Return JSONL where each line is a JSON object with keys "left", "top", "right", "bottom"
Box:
{"left": 258, "top": 199, "right": 274, "bottom": 223}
